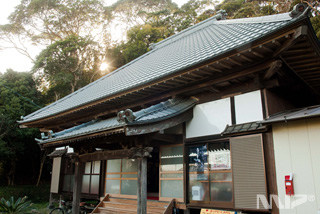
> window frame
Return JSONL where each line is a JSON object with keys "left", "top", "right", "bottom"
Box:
{"left": 82, "top": 161, "right": 101, "bottom": 196}
{"left": 61, "top": 157, "right": 75, "bottom": 194}
{"left": 104, "top": 159, "right": 138, "bottom": 199}
{"left": 187, "top": 140, "right": 234, "bottom": 209}
{"left": 159, "top": 144, "right": 184, "bottom": 202}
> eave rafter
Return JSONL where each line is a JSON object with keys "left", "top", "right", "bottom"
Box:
{"left": 279, "top": 25, "right": 320, "bottom": 94}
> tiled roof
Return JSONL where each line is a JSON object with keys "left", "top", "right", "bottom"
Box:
{"left": 222, "top": 122, "right": 268, "bottom": 135}
{"left": 262, "top": 105, "right": 320, "bottom": 124}
{"left": 36, "top": 97, "right": 198, "bottom": 144}
{"left": 21, "top": 12, "right": 303, "bottom": 123}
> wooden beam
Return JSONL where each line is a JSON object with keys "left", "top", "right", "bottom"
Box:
{"left": 137, "top": 158, "right": 142, "bottom": 214}
{"left": 284, "top": 48, "right": 313, "bottom": 55}
{"left": 263, "top": 60, "right": 282, "bottom": 80}
{"left": 79, "top": 147, "right": 153, "bottom": 162}
{"left": 227, "top": 57, "right": 242, "bottom": 66}
{"left": 137, "top": 157, "right": 147, "bottom": 214}
{"left": 272, "top": 39, "right": 281, "bottom": 47}
{"left": 207, "top": 86, "right": 220, "bottom": 93}
{"left": 72, "top": 161, "right": 84, "bottom": 214}
{"left": 170, "top": 78, "right": 188, "bottom": 84}
{"left": 292, "top": 67, "right": 320, "bottom": 73}
{"left": 297, "top": 72, "right": 320, "bottom": 79}
{"left": 249, "top": 49, "right": 264, "bottom": 58}
{"left": 289, "top": 58, "right": 318, "bottom": 66}
{"left": 153, "top": 133, "right": 178, "bottom": 143}
{"left": 237, "top": 53, "right": 253, "bottom": 62}
{"left": 187, "top": 72, "right": 203, "bottom": 78}
{"left": 194, "top": 68, "right": 212, "bottom": 75}
{"left": 259, "top": 45, "right": 273, "bottom": 52}
{"left": 216, "top": 61, "right": 232, "bottom": 69}
{"left": 178, "top": 75, "right": 195, "bottom": 81}
{"left": 283, "top": 53, "right": 316, "bottom": 62}
{"left": 206, "top": 65, "right": 222, "bottom": 72}
{"left": 273, "top": 25, "right": 308, "bottom": 57}
{"left": 291, "top": 61, "right": 320, "bottom": 69}
{"left": 293, "top": 66, "right": 320, "bottom": 72}
{"left": 180, "top": 60, "right": 277, "bottom": 92}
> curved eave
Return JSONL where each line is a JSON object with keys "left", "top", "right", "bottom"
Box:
{"left": 37, "top": 97, "right": 197, "bottom": 148}
{"left": 38, "top": 127, "right": 125, "bottom": 148}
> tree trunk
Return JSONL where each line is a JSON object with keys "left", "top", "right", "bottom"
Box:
{"left": 6, "top": 161, "right": 15, "bottom": 186}
{"left": 37, "top": 149, "right": 48, "bottom": 186}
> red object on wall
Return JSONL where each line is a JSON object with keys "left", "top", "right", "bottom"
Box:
{"left": 285, "top": 174, "right": 294, "bottom": 196}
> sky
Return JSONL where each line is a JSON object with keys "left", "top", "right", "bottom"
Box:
{"left": 0, "top": 0, "right": 190, "bottom": 74}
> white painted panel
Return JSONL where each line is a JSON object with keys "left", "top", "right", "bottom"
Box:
{"left": 234, "top": 90, "right": 263, "bottom": 124}
{"left": 306, "top": 118, "right": 320, "bottom": 212}
{"left": 273, "top": 119, "right": 319, "bottom": 214}
{"left": 186, "top": 98, "right": 231, "bottom": 138}
{"left": 51, "top": 157, "right": 61, "bottom": 193}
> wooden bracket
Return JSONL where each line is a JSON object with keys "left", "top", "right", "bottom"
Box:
{"left": 263, "top": 60, "right": 283, "bottom": 80}
{"left": 273, "top": 25, "right": 308, "bottom": 57}
{"left": 207, "top": 86, "right": 221, "bottom": 93}
{"left": 129, "top": 147, "right": 153, "bottom": 159}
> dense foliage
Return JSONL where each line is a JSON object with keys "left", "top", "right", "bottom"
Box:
{"left": 0, "top": 70, "right": 42, "bottom": 185}
{"left": 33, "top": 35, "right": 103, "bottom": 101}
{"left": 0, "top": 184, "right": 50, "bottom": 203}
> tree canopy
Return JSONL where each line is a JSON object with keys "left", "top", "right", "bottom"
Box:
{"left": 33, "top": 35, "right": 103, "bottom": 101}
{"left": 0, "top": 70, "right": 42, "bottom": 185}
{"left": 4, "top": 0, "right": 108, "bottom": 44}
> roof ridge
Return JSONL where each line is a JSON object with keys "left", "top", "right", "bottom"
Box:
{"left": 153, "top": 14, "right": 219, "bottom": 49}
{"left": 216, "top": 12, "right": 293, "bottom": 25}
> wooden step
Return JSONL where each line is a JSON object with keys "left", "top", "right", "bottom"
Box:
{"left": 92, "top": 197, "right": 168, "bottom": 214}
{"left": 108, "top": 197, "right": 168, "bottom": 207}
{"left": 97, "top": 206, "right": 164, "bottom": 214}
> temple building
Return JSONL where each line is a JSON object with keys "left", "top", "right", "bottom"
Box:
{"left": 19, "top": 4, "right": 320, "bottom": 214}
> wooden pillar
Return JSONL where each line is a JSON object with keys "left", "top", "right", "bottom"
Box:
{"left": 72, "top": 160, "right": 84, "bottom": 214}
{"left": 137, "top": 158, "right": 141, "bottom": 214}
{"left": 137, "top": 157, "right": 147, "bottom": 214}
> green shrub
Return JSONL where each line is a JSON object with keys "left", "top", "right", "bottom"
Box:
{"left": 0, "top": 196, "right": 32, "bottom": 214}
{"left": 0, "top": 184, "right": 50, "bottom": 203}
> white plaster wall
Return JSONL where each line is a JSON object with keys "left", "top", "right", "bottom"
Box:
{"left": 272, "top": 118, "right": 320, "bottom": 214}
{"left": 234, "top": 90, "right": 264, "bottom": 124}
{"left": 50, "top": 157, "right": 61, "bottom": 193}
{"left": 186, "top": 98, "right": 231, "bottom": 138}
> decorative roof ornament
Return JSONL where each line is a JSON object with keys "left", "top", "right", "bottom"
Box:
{"left": 216, "top": 10, "right": 228, "bottom": 21}
{"left": 117, "top": 109, "right": 136, "bottom": 123}
{"left": 149, "top": 43, "right": 156, "bottom": 50}
{"left": 41, "top": 133, "right": 47, "bottom": 140}
{"left": 40, "top": 130, "right": 55, "bottom": 139}
{"left": 290, "top": 3, "right": 308, "bottom": 18}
